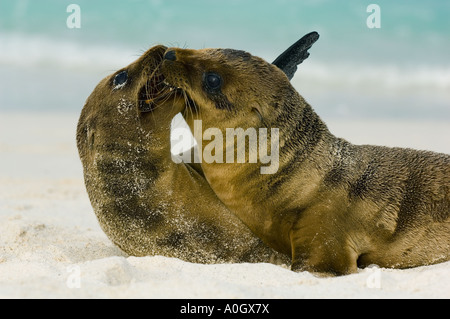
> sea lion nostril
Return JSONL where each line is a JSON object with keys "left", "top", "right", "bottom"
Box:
{"left": 164, "top": 50, "right": 177, "bottom": 61}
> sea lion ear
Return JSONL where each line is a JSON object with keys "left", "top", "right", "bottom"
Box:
{"left": 272, "top": 31, "right": 319, "bottom": 80}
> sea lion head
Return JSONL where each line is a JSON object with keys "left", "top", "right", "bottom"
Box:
{"left": 160, "top": 32, "right": 319, "bottom": 131}
{"left": 161, "top": 48, "right": 286, "bottom": 127}
{"left": 78, "top": 44, "right": 186, "bottom": 156}
{"left": 76, "top": 45, "right": 190, "bottom": 256}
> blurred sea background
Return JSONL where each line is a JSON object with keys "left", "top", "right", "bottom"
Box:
{"left": 0, "top": 0, "right": 449, "bottom": 120}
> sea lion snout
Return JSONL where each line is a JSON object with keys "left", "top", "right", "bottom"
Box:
{"left": 164, "top": 49, "right": 177, "bottom": 61}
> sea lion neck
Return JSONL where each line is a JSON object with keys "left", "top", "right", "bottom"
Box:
{"left": 274, "top": 88, "right": 334, "bottom": 165}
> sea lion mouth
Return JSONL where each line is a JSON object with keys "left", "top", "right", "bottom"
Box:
{"left": 137, "top": 71, "right": 196, "bottom": 113}
{"left": 159, "top": 80, "right": 197, "bottom": 116}
{"left": 137, "top": 68, "right": 182, "bottom": 112}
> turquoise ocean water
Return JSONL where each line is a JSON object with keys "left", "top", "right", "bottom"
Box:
{"left": 0, "top": 0, "right": 449, "bottom": 119}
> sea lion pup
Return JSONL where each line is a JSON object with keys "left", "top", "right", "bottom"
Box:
{"left": 161, "top": 39, "right": 450, "bottom": 275}
{"left": 76, "top": 45, "right": 288, "bottom": 264}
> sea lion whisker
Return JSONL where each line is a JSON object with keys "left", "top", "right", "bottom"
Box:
{"left": 143, "top": 83, "right": 181, "bottom": 114}
{"left": 183, "top": 91, "right": 198, "bottom": 121}
{"left": 167, "top": 91, "right": 181, "bottom": 122}
{"left": 180, "top": 91, "right": 190, "bottom": 120}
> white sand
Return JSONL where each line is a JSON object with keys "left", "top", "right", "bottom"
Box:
{"left": 0, "top": 112, "right": 449, "bottom": 299}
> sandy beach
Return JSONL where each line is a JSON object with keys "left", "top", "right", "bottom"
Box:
{"left": 0, "top": 112, "right": 449, "bottom": 299}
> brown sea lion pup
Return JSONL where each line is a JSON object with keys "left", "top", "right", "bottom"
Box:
{"left": 76, "top": 45, "right": 288, "bottom": 264}
{"left": 161, "top": 37, "right": 450, "bottom": 275}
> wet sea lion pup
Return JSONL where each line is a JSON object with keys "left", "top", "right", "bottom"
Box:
{"left": 76, "top": 45, "right": 288, "bottom": 264}
{"left": 161, "top": 35, "right": 450, "bottom": 275}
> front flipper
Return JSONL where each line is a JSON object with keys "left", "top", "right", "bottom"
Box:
{"left": 290, "top": 225, "right": 359, "bottom": 276}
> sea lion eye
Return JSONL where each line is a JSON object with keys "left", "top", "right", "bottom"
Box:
{"left": 203, "top": 72, "right": 223, "bottom": 92}
{"left": 113, "top": 70, "right": 128, "bottom": 88}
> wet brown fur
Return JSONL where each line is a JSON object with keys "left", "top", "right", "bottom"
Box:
{"left": 161, "top": 47, "right": 450, "bottom": 275}
{"left": 76, "top": 45, "right": 287, "bottom": 264}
